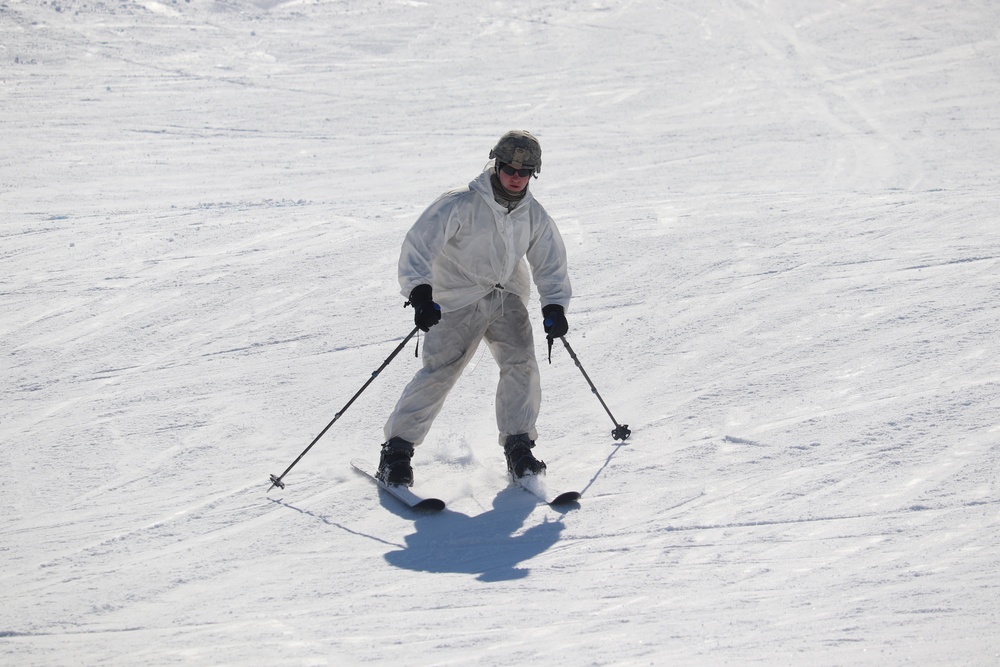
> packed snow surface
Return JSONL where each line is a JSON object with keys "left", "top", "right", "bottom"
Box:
{"left": 3, "top": 0, "right": 999, "bottom": 665}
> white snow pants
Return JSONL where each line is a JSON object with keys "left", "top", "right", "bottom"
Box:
{"left": 384, "top": 291, "right": 541, "bottom": 447}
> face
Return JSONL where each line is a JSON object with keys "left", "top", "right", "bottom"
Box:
{"left": 497, "top": 163, "right": 533, "bottom": 193}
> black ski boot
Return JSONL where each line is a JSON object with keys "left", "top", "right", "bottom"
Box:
{"left": 503, "top": 434, "right": 546, "bottom": 478}
{"left": 376, "top": 437, "right": 414, "bottom": 487}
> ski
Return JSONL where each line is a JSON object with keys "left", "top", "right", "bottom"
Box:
{"left": 549, "top": 490, "right": 582, "bottom": 505}
{"left": 513, "top": 475, "right": 581, "bottom": 506}
{"left": 351, "top": 459, "right": 445, "bottom": 512}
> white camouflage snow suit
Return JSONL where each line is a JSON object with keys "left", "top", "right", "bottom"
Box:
{"left": 384, "top": 165, "right": 572, "bottom": 446}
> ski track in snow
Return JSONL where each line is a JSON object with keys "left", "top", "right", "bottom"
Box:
{"left": 2, "top": 0, "right": 999, "bottom": 665}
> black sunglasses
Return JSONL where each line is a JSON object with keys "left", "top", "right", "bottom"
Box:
{"left": 499, "top": 163, "right": 534, "bottom": 178}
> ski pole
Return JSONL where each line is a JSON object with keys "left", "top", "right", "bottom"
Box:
{"left": 267, "top": 326, "right": 420, "bottom": 492}
{"left": 556, "top": 336, "right": 632, "bottom": 441}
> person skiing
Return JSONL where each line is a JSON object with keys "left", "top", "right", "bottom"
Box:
{"left": 376, "top": 130, "right": 572, "bottom": 488}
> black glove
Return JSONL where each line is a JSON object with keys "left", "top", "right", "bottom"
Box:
{"left": 542, "top": 304, "right": 568, "bottom": 339}
{"left": 407, "top": 284, "right": 441, "bottom": 332}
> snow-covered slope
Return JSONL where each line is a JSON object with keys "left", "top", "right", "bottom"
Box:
{"left": 2, "top": 1, "right": 998, "bottom": 665}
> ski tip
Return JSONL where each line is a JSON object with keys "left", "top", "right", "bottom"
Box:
{"left": 413, "top": 498, "right": 446, "bottom": 512}
{"left": 550, "top": 491, "right": 581, "bottom": 506}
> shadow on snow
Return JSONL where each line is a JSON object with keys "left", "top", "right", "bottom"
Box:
{"left": 382, "top": 485, "right": 574, "bottom": 582}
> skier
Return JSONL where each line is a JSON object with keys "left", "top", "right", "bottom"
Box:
{"left": 376, "top": 130, "right": 572, "bottom": 488}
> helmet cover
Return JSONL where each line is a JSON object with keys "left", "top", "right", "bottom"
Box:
{"left": 489, "top": 130, "right": 542, "bottom": 174}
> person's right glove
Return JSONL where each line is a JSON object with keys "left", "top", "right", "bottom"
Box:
{"left": 542, "top": 304, "right": 568, "bottom": 339}
{"left": 407, "top": 284, "right": 441, "bottom": 332}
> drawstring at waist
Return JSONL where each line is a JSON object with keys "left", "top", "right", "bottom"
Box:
{"left": 491, "top": 283, "right": 507, "bottom": 318}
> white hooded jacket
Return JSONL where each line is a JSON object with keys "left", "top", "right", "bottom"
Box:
{"left": 398, "top": 167, "right": 572, "bottom": 313}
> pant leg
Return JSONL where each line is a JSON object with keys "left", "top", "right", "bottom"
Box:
{"left": 384, "top": 301, "right": 488, "bottom": 445}
{"left": 483, "top": 294, "right": 541, "bottom": 443}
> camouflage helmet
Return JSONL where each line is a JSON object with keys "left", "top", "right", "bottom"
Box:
{"left": 490, "top": 130, "right": 542, "bottom": 175}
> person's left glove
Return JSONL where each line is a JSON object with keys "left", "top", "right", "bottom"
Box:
{"left": 542, "top": 304, "right": 568, "bottom": 339}
{"left": 407, "top": 284, "right": 441, "bottom": 332}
